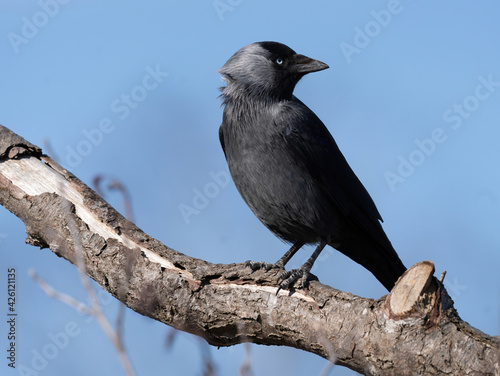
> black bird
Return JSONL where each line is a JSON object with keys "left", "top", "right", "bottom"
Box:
{"left": 218, "top": 41, "right": 406, "bottom": 291}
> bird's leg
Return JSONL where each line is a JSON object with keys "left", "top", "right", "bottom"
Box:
{"left": 246, "top": 241, "right": 305, "bottom": 271}
{"left": 278, "top": 240, "right": 327, "bottom": 292}
{"left": 275, "top": 241, "right": 305, "bottom": 268}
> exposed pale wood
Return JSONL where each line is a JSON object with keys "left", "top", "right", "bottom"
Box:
{"left": 386, "top": 260, "right": 436, "bottom": 318}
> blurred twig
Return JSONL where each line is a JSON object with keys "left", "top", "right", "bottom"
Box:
{"left": 165, "top": 328, "right": 178, "bottom": 350}
{"left": 199, "top": 338, "right": 217, "bottom": 376}
{"left": 42, "top": 138, "right": 59, "bottom": 162}
{"left": 92, "top": 174, "right": 135, "bottom": 355}
{"left": 29, "top": 265, "right": 135, "bottom": 376}
{"left": 29, "top": 270, "right": 93, "bottom": 315}
{"left": 62, "top": 192, "right": 135, "bottom": 376}
{"left": 30, "top": 168, "right": 136, "bottom": 376}
{"left": 239, "top": 343, "right": 252, "bottom": 376}
{"left": 93, "top": 174, "right": 134, "bottom": 222}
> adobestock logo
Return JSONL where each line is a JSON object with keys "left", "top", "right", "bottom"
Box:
{"left": 17, "top": 288, "right": 113, "bottom": 374}
{"left": 443, "top": 74, "right": 500, "bottom": 130}
{"left": 64, "top": 65, "right": 169, "bottom": 168}
{"left": 7, "top": 0, "right": 71, "bottom": 54}
{"left": 178, "top": 170, "right": 230, "bottom": 224}
{"left": 384, "top": 74, "right": 500, "bottom": 192}
{"left": 16, "top": 322, "right": 81, "bottom": 375}
{"left": 213, "top": 0, "right": 243, "bottom": 21}
{"left": 340, "top": 0, "right": 404, "bottom": 64}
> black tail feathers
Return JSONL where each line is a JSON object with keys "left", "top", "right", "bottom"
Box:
{"left": 334, "top": 238, "right": 406, "bottom": 291}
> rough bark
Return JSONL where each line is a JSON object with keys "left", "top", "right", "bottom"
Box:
{"left": 0, "top": 124, "right": 498, "bottom": 376}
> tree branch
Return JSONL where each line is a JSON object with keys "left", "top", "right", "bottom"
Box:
{"left": 0, "top": 124, "right": 498, "bottom": 375}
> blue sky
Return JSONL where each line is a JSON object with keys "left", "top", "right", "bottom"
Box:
{"left": 1, "top": 1, "right": 499, "bottom": 375}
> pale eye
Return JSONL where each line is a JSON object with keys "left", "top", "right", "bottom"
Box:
{"left": 275, "top": 58, "right": 284, "bottom": 65}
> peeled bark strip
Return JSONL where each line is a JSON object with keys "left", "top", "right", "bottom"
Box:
{"left": 0, "top": 124, "right": 498, "bottom": 375}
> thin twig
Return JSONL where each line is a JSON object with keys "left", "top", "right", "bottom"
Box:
{"left": 319, "top": 361, "right": 335, "bottom": 376}
{"left": 439, "top": 270, "right": 447, "bottom": 283}
{"left": 316, "top": 320, "right": 337, "bottom": 376}
{"left": 61, "top": 185, "right": 135, "bottom": 376}
{"left": 165, "top": 328, "right": 178, "bottom": 350}
{"left": 92, "top": 174, "right": 134, "bottom": 350}
{"left": 42, "top": 138, "right": 59, "bottom": 162}
{"left": 30, "top": 266, "right": 134, "bottom": 375}
{"left": 198, "top": 338, "right": 217, "bottom": 376}
{"left": 29, "top": 269, "right": 93, "bottom": 315}
{"left": 239, "top": 343, "right": 252, "bottom": 376}
{"left": 93, "top": 174, "right": 135, "bottom": 221}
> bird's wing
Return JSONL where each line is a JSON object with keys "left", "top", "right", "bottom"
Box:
{"left": 279, "top": 97, "right": 386, "bottom": 242}
{"left": 219, "top": 123, "right": 226, "bottom": 158}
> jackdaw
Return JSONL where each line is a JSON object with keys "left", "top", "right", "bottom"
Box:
{"left": 218, "top": 41, "right": 406, "bottom": 291}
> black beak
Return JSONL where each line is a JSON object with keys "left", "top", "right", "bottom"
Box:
{"left": 291, "top": 54, "right": 329, "bottom": 74}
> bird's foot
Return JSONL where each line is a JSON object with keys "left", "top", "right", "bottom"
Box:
{"left": 277, "top": 267, "right": 312, "bottom": 294}
{"left": 245, "top": 260, "right": 282, "bottom": 271}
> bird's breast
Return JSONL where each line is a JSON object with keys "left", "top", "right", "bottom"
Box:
{"left": 223, "top": 115, "right": 336, "bottom": 242}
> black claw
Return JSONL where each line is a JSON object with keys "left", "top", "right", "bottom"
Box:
{"left": 277, "top": 267, "right": 312, "bottom": 291}
{"left": 301, "top": 271, "right": 311, "bottom": 289}
{"left": 279, "top": 271, "right": 300, "bottom": 290}
{"left": 246, "top": 260, "right": 312, "bottom": 293}
{"left": 277, "top": 270, "right": 291, "bottom": 282}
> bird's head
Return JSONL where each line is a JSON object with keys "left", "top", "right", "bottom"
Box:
{"left": 219, "top": 41, "right": 329, "bottom": 101}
